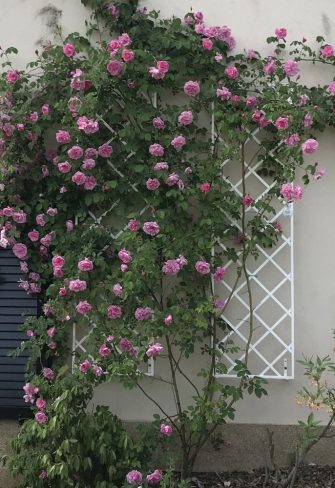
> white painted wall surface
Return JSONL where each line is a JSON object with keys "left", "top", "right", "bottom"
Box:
{"left": 1, "top": 0, "right": 335, "bottom": 425}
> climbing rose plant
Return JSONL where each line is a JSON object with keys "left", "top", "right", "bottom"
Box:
{"left": 0, "top": 0, "right": 335, "bottom": 485}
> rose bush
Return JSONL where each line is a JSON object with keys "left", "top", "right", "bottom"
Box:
{"left": 0, "top": 0, "right": 334, "bottom": 485}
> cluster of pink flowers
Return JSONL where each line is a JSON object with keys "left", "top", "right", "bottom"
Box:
{"left": 80, "top": 358, "right": 104, "bottom": 376}
{"left": 126, "top": 469, "right": 162, "bottom": 486}
{"left": 23, "top": 383, "right": 39, "bottom": 404}
{"left": 52, "top": 255, "right": 65, "bottom": 278}
{"left": 162, "top": 255, "right": 188, "bottom": 276}
{"left": 107, "top": 33, "right": 132, "bottom": 76}
{"left": 301, "top": 138, "right": 319, "bottom": 154}
{"left": 146, "top": 342, "right": 164, "bottom": 357}
{"left": 280, "top": 182, "right": 303, "bottom": 202}
{"left": 148, "top": 60, "right": 169, "bottom": 80}
{"left": 118, "top": 248, "right": 132, "bottom": 272}
{"left": 77, "top": 116, "right": 99, "bottom": 134}
{"left": 69, "top": 279, "right": 87, "bottom": 292}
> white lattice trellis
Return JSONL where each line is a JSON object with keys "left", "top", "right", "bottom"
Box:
{"left": 214, "top": 124, "right": 294, "bottom": 380}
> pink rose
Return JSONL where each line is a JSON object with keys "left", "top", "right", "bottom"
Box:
{"left": 157, "top": 60, "right": 169, "bottom": 73}
{"left": 303, "top": 114, "right": 313, "bottom": 128}
{"left": 98, "top": 143, "right": 113, "bottom": 158}
{"left": 46, "top": 207, "right": 57, "bottom": 217}
{"left": 53, "top": 266, "right": 64, "bottom": 278}
{"left": 135, "top": 307, "right": 153, "bottom": 321}
{"left": 200, "top": 182, "right": 211, "bottom": 193}
{"left": 152, "top": 117, "right": 165, "bottom": 129}
{"left": 12, "top": 243, "right": 27, "bottom": 260}
{"left": 202, "top": 38, "right": 213, "bottom": 50}
{"left": 84, "top": 176, "right": 97, "bottom": 190}
{"left": 301, "top": 138, "right": 319, "bottom": 154}
{"left": 171, "top": 135, "right": 186, "bottom": 150}
{"left": 195, "top": 260, "right": 210, "bottom": 274}
{"left": 146, "top": 470, "right": 162, "bottom": 486}
{"left": 143, "top": 221, "right": 160, "bottom": 236}
{"left": 284, "top": 59, "right": 299, "bottom": 77}
{"left": 280, "top": 182, "right": 303, "bottom": 202}
{"left": 154, "top": 162, "right": 169, "bottom": 171}
{"left": 127, "top": 219, "right": 140, "bottom": 231}
{"left": 162, "top": 259, "right": 181, "bottom": 276}
{"left": 275, "top": 116, "right": 289, "bottom": 130}
{"left": 164, "top": 314, "right": 173, "bottom": 326}
{"left": 82, "top": 158, "right": 96, "bottom": 170}
{"left": 118, "top": 249, "right": 132, "bottom": 264}
{"left": 69, "top": 279, "right": 87, "bottom": 292}
{"left": 275, "top": 27, "right": 287, "bottom": 39}
{"left": 12, "top": 211, "right": 26, "bottom": 224}
{"left": 146, "top": 343, "right": 163, "bottom": 357}
{"left": 47, "top": 327, "right": 56, "bottom": 337}
{"left": 72, "top": 171, "right": 87, "bottom": 185}
{"left": 225, "top": 66, "right": 239, "bottom": 79}
{"left": 35, "top": 411, "right": 48, "bottom": 424}
{"left": 42, "top": 368, "right": 54, "bottom": 381}
{"left": 63, "top": 43, "right": 76, "bottom": 57}
{"left": 321, "top": 44, "right": 334, "bottom": 58}
{"left": 314, "top": 167, "right": 326, "bottom": 180}
{"left": 107, "top": 305, "right": 122, "bottom": 319}
{"left": 58, "top": 161, "right": 72, "bottom": 173}
{"left": 107, "top": 60, "right": 124, "bottom": 76}
{"left": 284, "top": 133, "right": 300, "bottom": 147}
{"left": 242, "top": 194, "right": 253, "bottom": 207}
{"left": 2, "top": 207, "right": 13, "bottom": 217}
{"left": 98, "top": 344, "right": 111, "bottom": 357}
{"left": 263, "top": 59, "right": 277, "bottom": 75}
{"left": 149, "top": 143, "right": 164, "bottom": 157}
{"left": 213, "top": 266, "right": 226, "bottom": 281}
{"left": 178, "top": 111, "right": 193, "bottom": 126}
{"left": 76, "top": 300, "right": 92, "bottom": 315}
{"left": 56, "top": 130, "right": 71, "bottom": 144}
{"left": 112, "top": 283, "right": 123, "bottom": 296}
{"left": 184, "top": 80, "right": 200, "bottom": 96}
{"left": 42, "top": 104, "right": 50, "bottom": 115}
{"left": 6, "top": 70, "right": 20, "bottom": 84}
{"left": 79, "top": 359, "right": 91, "bottom": 373}
{"left": 160, "top": 423, "right": 173, "bottom": 436}
{"left": 122, "top": 49, "right": 135, "bottom": 62}
{"left": 36, "top": 398, "right": 46, "bottom": 410}
{"left": 126, "top": 471, "right": 142, "bottom": 485}
{"left": 78, "top": 258, "right": 94, "bottom": 271}
{"left": 146, "top": 178, "right": 160, "bottom": 190}
{"left": 118, "top": 33, "right": 132, "bottom": 46}
{"left": 85, "top": 148, "right": 98, "bottom": 158}
{"left": 52, "top": 255, "right": 65, "bottom": 268}
{"left": 68, "top": 145, "right": 84, "bottom": 160}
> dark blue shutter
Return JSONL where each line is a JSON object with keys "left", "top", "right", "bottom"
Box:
{"left": 0, "top": 249, "right": 37, "bottom": 418}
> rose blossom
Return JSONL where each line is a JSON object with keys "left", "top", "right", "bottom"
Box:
{"left": 284, "top": 59, "right": 299, "bottom": 77}
{"left": 76, "top": 300, "right": 92, "bottom": 315}
{"left": 84, "top": 176, "right": 97, "bottom": 190}
{"left": 213, "top": 266, "right": 226, "bottom": 282}
{"left": 118, "top": 249, "right": 132, "bottom": 263}
{"left": 225, "top": 66, "right": 239, "bottom": 79}
{"left": 66, "top": 220, "right": 74, "bottom": 232}
{"left": 157, "top": 60, "right": 169, "bottom": 73}
{"left": 184, "top": 80, "right": 200, "bottom": 96}
{"left": 135, "top": 307, "right": 153, "bottom": 321}
{"left": 98, "top": 143, "right": 113, "bottom": 158}
{"left": 26, "top": 329, "right": 34, "bottom": 338}
{"left": 154, "top": 162, "right": 169, "bottom": 171}
{"left": 69, "top": 279, "right": 87, "bottom": 292}
{"left": 314, "top": 167, "right": 326, "bottom": 180}
{"left": 78, "top": 258, "right": 94, "bottom": 271}
{"left": 122, "top": 49, "right": 135, "bottom": 62}
{"left": 79, "top": 359, "right": 91, "bottom": 373}
{"left": 284, "top": 133, "right": 300, "bottom": 147}
{"left": 119, "top": 338, "right": 135, "bottom": 353}
{"left": 67, "top": 145, "right": 84, "bottom": 160}
{"left": 178, "top": 110, "right": 193, "bottom": 126}
{"left": 112, "top": 283, "right": 123, "bottom": 296}
{"left": 171, "top": 135, "right": 186, "bottom": 150}
{"left": 146, "top": 343, "right": 163, "bottom": 357}
{"left": 56, "top": 130, "right": 71, "bottom": 144}
{"left": 107, "top": 60, "right": 124, "bottom": 76}
{"left": 280, "top": 182, "right": 303, "bottom": 202}
{"left": 162, "top": 259, "right": 181, "bottom": 275}
{"left": 202, "top": 38, "right": 213, "bottom": 50}
{"left": 58, "top": 161, "right": 72, "bottom": 173}
{"left": 200, "top": 182, "right": 211, "bottom": 193}
{"left": 63, "top": 43, "right": 76, "bottom": 57}
{"left": 275, "top": 116, "right": 289, "bottom": 130}
{"left": 82, "top": 158, "right": 96, "bottom": 170}
{"left": 107, "top": 305, "right": 122, "bottom": 319}
{"left": 39, "top": 471, "right": 48, "bottom": 480}
{"left": 127, "top": 219, "right": 140, "bottom": 231}
{"left": 35, "top": 411, "right": 48, "bottom": 424}
{"left": 242, "top": 194, "right": 253, "bottom": 207}
{"left": 321, "top": 44, "right": 334, "bottom": 58}
{"left": 195, "top": 260, "right": 210, "bottom": 274}
{"left": 42, "top": 368, "right": 55, "bottom": 380}
{"left": 146, "top": 178, "right": 160, "bottom": 190}
{"left": 6, "top": 70, "right": 20, "bottom": 84}
{"left": 146, "top": 470, "right": 163, "bottom": 486}
{"left": 149, "top": 143, "right": 164, "bottom": 157}
{"left": 99, "top": 344, "right": 111, "bottom": 357}
{"left": 53, "top": 266, "right": 64, "bottom": 278}
{"left": 301, "top": 138, "right": 319, "bottom": 154}
{"left": 126, "top": 470, "right": 142, "bottom": 485}
{"left": 36, "top": 214, "right": 46, "bottom": 226}
{"left": 303, "top": 114, "right": 313, "bottom": 128}
{"left": 85, "top": 148, "right": 98, "bottom": 158}
{"left": 12, "top": 211, "right": 26, "bottom": 224}
{"left": 47, "top": 327, "right": 56, "bottom": 337}
{"left": 153, "top": 117, "right": 165, "bottom": 129}
{"left": 164, "top": 314, "right": 173, "bottom": 326}
{"left": 12, "top": 243, "right": 27, "bottom": 260}
{"left": 275, "top": 27, "right": 287, "bottom": 39}
{"left": 160, "top": 423, "right": 173, "bottom": 436}
{"left": 72, "top": 171, "right": 87, "bottom": 186}
{"left": 263, "top": 59, "right": 277, "bottom": 75}
{"left": 143, "top": 221, "right": 160, "bottom": 236}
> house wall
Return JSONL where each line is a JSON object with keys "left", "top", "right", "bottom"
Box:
{"left": 1, "top": 0, "right": 335, "bottom": 476}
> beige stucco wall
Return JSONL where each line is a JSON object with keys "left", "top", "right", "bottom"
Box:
{"left": 1, "top": 0, "right": 335, "bottom": 427}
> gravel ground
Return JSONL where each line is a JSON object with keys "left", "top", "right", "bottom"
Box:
{"left": 189, "top": 466, "right": 335, "bottom": 488}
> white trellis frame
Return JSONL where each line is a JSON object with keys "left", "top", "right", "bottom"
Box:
{"left": 213, "top": 113, "right": 294, "bottom": 380}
